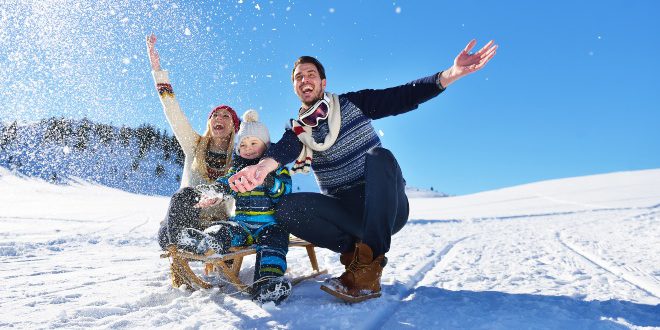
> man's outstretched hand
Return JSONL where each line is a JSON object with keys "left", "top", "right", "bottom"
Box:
{"left": 228, "top": 158, "right": 279, "bottom": 193}
{"left": 440, "top": 39, "right": 497, "bottom": 88}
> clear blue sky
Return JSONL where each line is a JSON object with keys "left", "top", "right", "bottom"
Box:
{"left": 1, "top": 1, "right": 659, "bottom": 195}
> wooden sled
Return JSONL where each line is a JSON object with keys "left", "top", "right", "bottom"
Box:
{"left": 160, "top": 237, "right": 327, "bottom": 292}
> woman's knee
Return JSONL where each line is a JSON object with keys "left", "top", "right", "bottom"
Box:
{"left": 172, "top": 187, "right": 198, "bottom": 204}
{"left": 157, "top": 223, "right": 169, "bottom": 250}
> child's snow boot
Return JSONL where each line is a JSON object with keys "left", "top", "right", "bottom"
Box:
{"left": 321, "top": 242, "right": 387, "bottom": 303}
{"left": 176, "top": 228, "right": 222, "bottom": 254}
{"left": 202, "top": 222, "right": 237, "bottom": 254}
{"left": 252, "top": 277, "right": 292, "bottom": 305}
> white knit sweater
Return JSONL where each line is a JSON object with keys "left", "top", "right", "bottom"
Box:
{"left": 152, "top": 70, "right": 210, "bottom": 188}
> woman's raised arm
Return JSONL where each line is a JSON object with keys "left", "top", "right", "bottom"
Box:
{"left": 146, "top": 33, "right": 161, "bottom": 71}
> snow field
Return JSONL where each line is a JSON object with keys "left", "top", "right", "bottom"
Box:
{"left": 1, "top": 168, "right": 659, "bottom": 329}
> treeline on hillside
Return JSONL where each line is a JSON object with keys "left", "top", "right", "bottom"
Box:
{"left": 0, "top": 117, "right": 186, "bottom": 195}
{"left": 1, "top": 117, "right": 184, "bottom": 162}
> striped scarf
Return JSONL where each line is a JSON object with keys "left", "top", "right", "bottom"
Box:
{"left": 291, "top": 93, "right": 341, "bottom": 174}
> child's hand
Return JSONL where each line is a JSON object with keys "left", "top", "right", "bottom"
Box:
{"left": 194, "top": 196, "right": 220, "bottom": 209}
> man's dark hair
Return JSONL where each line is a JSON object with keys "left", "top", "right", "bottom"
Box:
{"left": 292, "top": 56, "right": 326, "bottom": 81}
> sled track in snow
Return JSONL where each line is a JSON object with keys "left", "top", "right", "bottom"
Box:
{"left": 363, "top": 236, "right": 470, "bottom": 329}
{"left": 556, "top": 232, "right": 660, "bottom": 299}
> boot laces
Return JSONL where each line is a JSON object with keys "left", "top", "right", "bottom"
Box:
{"left": 347, "top": 255, "right": 369, "bottom": 274}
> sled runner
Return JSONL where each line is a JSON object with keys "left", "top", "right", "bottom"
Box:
{"left": 160, "top": 237, "right": 327, "bottom": 291}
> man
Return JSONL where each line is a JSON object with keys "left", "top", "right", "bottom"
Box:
{"left": 228, "top": 39, "right": 497, "bottom": 302}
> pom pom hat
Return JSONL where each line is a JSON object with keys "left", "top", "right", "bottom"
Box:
{"left": 236, "top": 109, "right": 270, "bottom": 146}
{"left": 208, "top": 105, "right": 240, "bottom": 133}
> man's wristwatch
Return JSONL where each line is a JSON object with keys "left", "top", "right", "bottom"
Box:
{"left": 436, "top": 71, "right": 446, "bottom": 90}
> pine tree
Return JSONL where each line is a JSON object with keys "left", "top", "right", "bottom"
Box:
{"left": 95, "top": 123, "right": 115, "bottom": 145}
{"left": 1, "top": 121, "right": 18, "bottom": 149}
{"left": 136, "top": 124, "right": 157, "bottom": 159}
{"left": 74, "top": 118, "right": 92, "bottom": 151}
{"left": 44, "top": 117, "right": 70, "bottom": 144}
{"left": 119, "top": 126, "right": 131, "bottom": 147}
{"left": 131, "top": 159, "right": 140, "bottom": 171}
{"left": 155, "top": 164, "right": 165, "bottom": 177}
{"left": 172, "top": 136, "right": 184, "bottom": 166}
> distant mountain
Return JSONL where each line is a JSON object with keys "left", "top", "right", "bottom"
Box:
{"left": 405, "top": 186, "right": 450, "bottom": 198}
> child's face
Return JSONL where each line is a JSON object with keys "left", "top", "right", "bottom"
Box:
{"left": 238, "top": 137, "right": 267, "bottom": 160}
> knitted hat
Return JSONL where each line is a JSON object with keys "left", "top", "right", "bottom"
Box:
{"left": 236, "top": 109, "right": 270, "bottom": 146}
{"left": 208, "top": 105, "right": 240, "bottom": 133}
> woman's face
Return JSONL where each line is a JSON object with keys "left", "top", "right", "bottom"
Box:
{"left": 209, "top": 109, "right": 234, "bottom": 139}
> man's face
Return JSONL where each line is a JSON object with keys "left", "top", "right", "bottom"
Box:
{"left": 293, "top": 63, "right": 326, "bottom": 108}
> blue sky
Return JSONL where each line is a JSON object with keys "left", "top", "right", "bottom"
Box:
{"left": 1, "top": 0, "right": 659, "bottom": 195}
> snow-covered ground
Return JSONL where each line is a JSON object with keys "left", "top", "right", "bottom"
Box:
{"left": 1, "top": 167, "right": 659, "bottom": 329}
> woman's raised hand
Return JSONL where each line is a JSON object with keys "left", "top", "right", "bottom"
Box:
{"left": 145, "top": 33, "right": 161, "bottom": 71}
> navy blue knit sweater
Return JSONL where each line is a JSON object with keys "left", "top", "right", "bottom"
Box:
{"left": 266, "top": 73, "right": 444, "bottom": 195}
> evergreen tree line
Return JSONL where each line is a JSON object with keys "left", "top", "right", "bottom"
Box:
{"left": 1, "top": 117, "right": 184, "bottom": 166}
{"left": 0, "top": 117, "right": 186, "bottom": 195}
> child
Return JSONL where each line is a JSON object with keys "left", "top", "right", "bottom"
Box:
{"left": 178, "top": 109, "right": 293, "bottom": 305}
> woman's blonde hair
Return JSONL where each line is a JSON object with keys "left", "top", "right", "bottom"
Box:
{"left": 192, "top": 119, "right": 235, "bottom": 183}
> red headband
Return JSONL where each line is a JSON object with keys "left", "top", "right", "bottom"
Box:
{"left": 209, "top": 105, "right": 240, "bottom": 133}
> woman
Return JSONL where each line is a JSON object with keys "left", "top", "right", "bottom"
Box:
{"left": 146, "top": 34, "right": 240, "bottom": 250}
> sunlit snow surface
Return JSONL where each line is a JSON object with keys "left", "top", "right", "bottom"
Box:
{"left": 1, "top": 167, "right": 659, "bottom": 329}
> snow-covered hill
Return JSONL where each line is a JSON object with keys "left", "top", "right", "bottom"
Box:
{"left": 0, "top": 118, "right": 184, "bottom": 196}
{"left": 1, "top": 168, "right": 659, "bottom": 329}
